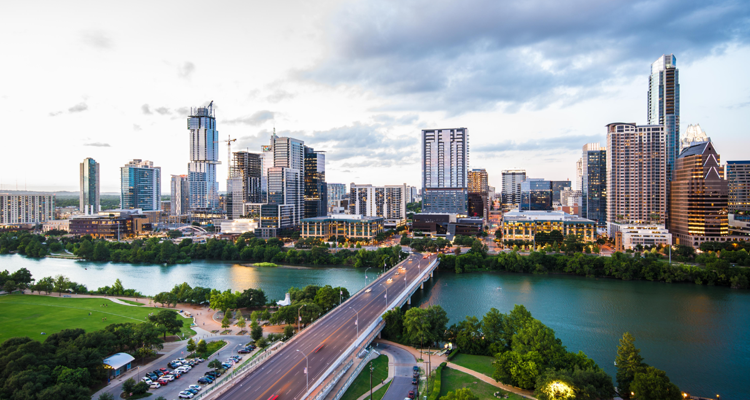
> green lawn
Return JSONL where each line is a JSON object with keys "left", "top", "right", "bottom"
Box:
{"left": 340, "top": 355, "right": 389, "bottom": 400}
{"left": 0, "top": 294, "right": 194, "bottom": 343}
{"left": 439, "top": 367, "right": 524, "bottom": 400}
{"left": 372, "top": 381, "right": 390, "bottom": 400}
{"left": 450, "top": 353, "right": 496, "bottom": 377}
{"left": 117, "top": 298, "right": 145, "bottom": 306}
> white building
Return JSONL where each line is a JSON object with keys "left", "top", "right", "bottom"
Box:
{"left": 422, "top": 128, "right": 469, "bottom": 214}
{"left": 187, "top": 102, "right": 219, "bottom": 210}
{"left": 220, "top": 218, "right": 258, "bottom": 234}
{"left": 43, "top": 219, "right": 70, "bottom": 233}
{"left": 349, "top": 183, "right": 407, "bottom": 227}
{"left": 0, "top": 192, "right": 55, "bottom": 225}
{"left": 612, "top": 224, "right": 672, "bottom": 250}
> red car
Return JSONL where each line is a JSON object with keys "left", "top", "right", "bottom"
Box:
{"left": 157, "top": 379, "right": 168, "bottom": 386}
{"left": 408, "top": 390, "right": 415, "bottom": 399}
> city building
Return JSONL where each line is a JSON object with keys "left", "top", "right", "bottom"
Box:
{"left": 257, "top": 203, "right": 296, "bottom": 238}
{"left": 230, "top": 151, "right": 263, "bottom": 204}
{"left": 220, "top": 218, "right": 258, "bottom": 235}
{"left": 300, "top": 214, "right": 384, "bottom": 241}
{"left": 103, "top": 353, "right": 135, "bottom": 379}
{"left": 304, "top": 146, "right": 327, "bottom": 218}
{"left": 42, "top": 219, "right": 69, "bottom": 233}
{"left": 551, "top": 181, "right": 572, "bottom": 204}
{"left": 327, "top": 183, "right": 347, "bottom": 212}
{"left": 226, "top": 177, "right": 244, "bottom": 220}
{"left": 729, "top": 213, "right": 750, "bottom": 237}
{"left": 606, "top": 123, "right": 666, "bottom": 236}
{"left": 187, "top": 102, "right": 219, "bottom": 210}
{"left": 170, "top": 175, "right": 189, "bottom": 216}
{"left": 160, "top": 201, "right": 171, "bottom": 214}
{"left": 613, "top": 224, "right": 672, "bottom": 251}
{"left": 520, "top": 179, "right": 553, "bottom": 211}
{"left": 120, "top": 159, "right": 161, "bottom": 211}
{"left": 349, "top": 183, "right": 407, "bottom": 227}
{"left": 79, "top": 157, "right": 100, "bottom": 215}
{"left": 468, "top": 169, "right": 490, "bottom": 220}
{"left": 681, "top": 124, "right": 710, "bottom": 152}
{"left": 468, "top": 169, "right": 489, "bottom": 193}
{"left": 0, "top": 192, "right": 55, "bottom": 225}
{"left": 727, "top": 161, "right": 750, "bottom": 212}
{"left": 411, "top": 213, "right": 483, "bottom": 237}
{"left": 581, "top": 143, "right": 607, "bottom": 227}
{"left": 422, "top": 128, "right": 469, "bottom": 214}
{"left": 501, "top": 210, "right": 596, "bottom": 243}
{"left": 55, "top": 206, "right": 79, "bottom": 220}
{"left": 407, "top": 186, "right": 419, "bottom": 203}
{"left": 648, "top": 54, "right": 680, "bottom": 180}
{"left": 576, "top": 158, "right": 583, "bottom": 191}
{"left": 69, "top": 209, "right": 150, "bottom": 239}
{"left": 669, "top": 141, "right": 746, "bottom": 248}
{"left": 267, "top": 166, "right": 302, "bottom": 225}
{"left": 501, "top": 169, "right": 526, "bottom": 210}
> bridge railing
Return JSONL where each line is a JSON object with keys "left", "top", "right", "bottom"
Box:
{"left": 331, "top": 348, "right": 381, "bottom": 400}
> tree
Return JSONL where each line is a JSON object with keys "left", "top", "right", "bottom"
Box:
{"left": 3, "top": 280, "right": 17, "bottom": 293}
{"left": 284, "top": 325, "right": 295, "bottom": 339}
{"left": 382, "top": 308, "right": 404, "bottom": 341}
{"left": 196, "top": 339, "right": 207, "bottom": 354}
{"left": 132, "top": 381, "right": 149, "bottom": 395}
{"left": 208, "top": 359, "right": 223, "bottom": 369}
{"left": 236, "top": 314, "right": 246, "bottom": 329}
{"left": 168, "top": 230, "right": 182, "bottom": 239}
{"left": 210, "top": 289, "right": 238, "bottom": 313}
{"left": 98, "top": 393, "right": 115, "bottom": 400}
{"left": 147, "top": 310, "right": 184, "bottom": 339}
{"left": 187, "top": 338, "right": 196, "bottom": 353}
{"left": 615, "top": 332, "right": 644, "bottom": 399}
{"left": 221, "top": 311, "right": 232, "bottom": 329}
{"left": 455, "top": 316, "right": 486, "bottom": 355}
{"left": 251, "top": 321, "right": 263, "bottom": 341}
{"left": 630, "top": 366, "right": 682, "bottom": 400}
{"left": 54, "top": 274, "right": 71, "bottom": 296}
{"left": 153, "top": 291, "right": 173, "bottom": 307}
{"left": 122, "top": 377, "right": 136, "bottom": 394}
{"left": 440, "top": 388, "right": 479, "bottom": 400}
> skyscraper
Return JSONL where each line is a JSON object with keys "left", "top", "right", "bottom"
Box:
{"left": 581, "top": 143, "right": 607, "bottom": 227}
{"left": 727, "top": 161, "right": 750, "bottom": 213}
{"left": 606, "top": 123, "right": 666, "bottom": 235}
{"left": 327, "top": 183, "right": 347, "bottom": 210}
{"left": 272, "top": 137, "right": 305, "bottom": 224}
{"left": 79, "top": 157, "right": 100, "bottom": 215}
{"left": 520, "top": 179, "right": 553, "bottom": 211}
{"left": 468, "top": 169, "right": 489, "bottom": 219}
{"left": 648, "top": 54, "right": 680, "bottom": 179}
{"left": 349, "top": 183, "right": 407, "bottom": 226}
{"left": 304, "top": 146, "right": 327, "bottom": 218}
{"left": 170, "top": 175, "right": 189, "bottom": 215}
{"left": 0, "top": 193, "right": 55, "bottom": 225}
{"left": 681, "top": 124, "right": 710, "bottom": 152}
{"left": 230, "top": 151, "right": 263, "bottom": 204}
{"left": 187, "top": 102, "right": 219, "bottom": 210}
{"left": 422, "top": 128, "right": 469, "bottom": 214}
{"left": 501, "top": 169, "right": 526, "bottom": 210}
{"left": 120, "top": 159, "right": 161, "bottom": 211}
{"left": 551, "top": 181, "right": 572, "bottom": 204}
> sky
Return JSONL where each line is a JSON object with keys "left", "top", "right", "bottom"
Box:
{"left": 1, "top": 0, "right": 749, "bottom": 194}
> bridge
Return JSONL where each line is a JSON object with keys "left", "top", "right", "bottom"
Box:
{"left": 212, "top": 252, "right": 440, "bottom": 400}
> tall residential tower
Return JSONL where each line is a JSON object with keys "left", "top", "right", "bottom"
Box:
{"left": 421, "top": 128, "right": 469, "bottom": 214}
{"left": 79, "top": 157, "right": 100, "bottom": 214}
{"left": 187, "top": 102, "right": 219, "bottom": 210}
{"left": 648, "top": 54, "right": 680, "bottom": 179}
{"left": 120, "top": 159, "right": 161, "bottom": 211}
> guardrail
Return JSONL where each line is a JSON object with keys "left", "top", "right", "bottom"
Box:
{"left": 331, "top": 349, "right": 381, "bottom": 400}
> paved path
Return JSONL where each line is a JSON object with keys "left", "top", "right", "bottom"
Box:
{"left": 445, "top": 363, "right": 536, "bottom": 399}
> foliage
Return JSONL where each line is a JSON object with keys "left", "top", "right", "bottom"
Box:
{"left": 439, "top": 388, "right": 478, "bottom": 400}
{"left": 187, "top": 338, "right": 196, "bottom": 353}
{"left": 284, "top": 325, "right": 295, "bottom": 339}
{"left": 196, "top": 339, "right": 207, "bottom": 354}
{"left": 123, "top": 378, "right": 136, "bottom": 394}
{"left": 236, "top": 314, "right": 246, "bottom": 329}
{"left": 630, "top": 366, "right": 682, "bottom": 400}
{"left": 251, "top": 321, "right": 263, "bottom": 341}
{"left": 615, "top": 332, "right": 643, "bottom": 398}
{"left": 402, "top": 305, "right": 449, "bottom": 347}
{"left": 147, "top": 310, "right": 184, "bottom": 339}
{"left": 221, "top": 312, "right": 231, "bottom": 329}
{"left": 382, "top": 308, "right": 404, "bottom": 341}
{"left": 427, "top": 362, "right": 447, "bottom": 400}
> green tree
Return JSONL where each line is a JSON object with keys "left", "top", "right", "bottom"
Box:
{"left": 208, "top": 359, "right": 223, "bottom": 369}
{"left": 3, "top": 280, "right": 17, "bottom": 293}
{"left": 237, "top": 314, "right": 246, "bottom": 329}
{"left": 53, "top": 274, "right": 71, "bottom": 296}
{"left": 210, "top": 289, "right": 238, "bottom": 313}
{"left": 630, "top": 366, "right": 682, "bottom": 400}
{"left": 615, "top": 332, "right": 644, "bottom": 399}
{"left": 147, "top": 310, "right": 184, "bottom": 339}
{"left": 111, "top": 278, "right": 125, "bottom": 296}
{"left": 132, "top": 381, "right": 149, "bottom": 395}
{"left": 382, "top": 308, "right": 404, "bottom": 341}
{"left": 196, "top": 339, "right": 207, "bottom": 354}
{"left": 221, "top": 311, "right": 232, "bottom": 329}
{"left": 251, "top": 321, "right": 263, "bottom": 341}
{"left": 168, "top": 230, "right": 182, "bottom": 239}
{"left": 284, "top": 325, "right": 295, "bottom": 339}
{"left": 98, "top": 393, "right": 115, "bottom": 400}
{"left": 439, "top": 388, "right": 479, "bottom": 400}
{"left": 122, "top": 377, "right": 136, "bottom": 394}
{"left": 187, "top": 338, "right": 196, "bottom": 353}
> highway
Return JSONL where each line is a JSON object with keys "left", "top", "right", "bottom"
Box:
{"left": 216, "top": 252, "right": 436, "bottom": 400}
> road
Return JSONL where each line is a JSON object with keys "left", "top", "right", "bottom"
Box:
{"left": 216, "top": 253, "right": 436, "bottom": 400}
{"left": 99, "top": 336, "right": 249, "bottom": 400}
{"left": 380, "top": 343, "right": 418, "bottom": 400}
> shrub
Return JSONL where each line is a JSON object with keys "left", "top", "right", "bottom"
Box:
{"left": 427, "top": 362, "right": 447, "bottom": 400}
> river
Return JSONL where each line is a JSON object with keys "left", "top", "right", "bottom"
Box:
{"left": 2, "top": 255, "right": 748, "bottom": 398}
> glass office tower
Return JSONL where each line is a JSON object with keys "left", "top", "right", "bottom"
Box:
{"left": 520, "top": 179, "right": 553, "bottom": 211}
{"left": 304, "top": 146, "right": 327, "bottom": 218}
{"left": 422, "top": 128, "right": 469, "bottom": 214}
{"left": 79, "top": 157, "right": 100, "bottom": 214}
{"left": 120, "top": 159, "right": 161, "bottom": 211}
{"left": 581, "top": 143, "right": 607, "bottom": 227}
{"left": 187, "top": 102, "right": 219, "bottom": 210}
{"left": 648, "top": 54, "right": 679, "bottom": 179}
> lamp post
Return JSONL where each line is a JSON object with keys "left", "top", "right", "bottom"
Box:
{"left": 369, "top": 361, "right": 374, "bottom": 400}
{"left": 297, "top": 304, "right": 306, "bottom": 332}
{"left": 349, "top": 306, "right": 359, "bottom": 337}
{"left": 379, "top": 283, "right": 388, "bottom": 309}
{"left": 296, "top": 349, "right": 309, "bottom": 392}
{"left": 365, "top": 267, "right": 372, "bottom": 285}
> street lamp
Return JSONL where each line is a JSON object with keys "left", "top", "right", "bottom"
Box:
{"left": 296, "top": 349, "right": 309, "bottom": 392}
{"left": 348, "top": 306, "right": 359, "bottom": 337}
{"left": 297, "top": 304, "right": 306, "bottom": 332}
{"left": 379, "top": 283, "right": 388, "bottom": 309}
{"left": 365, "top": 267, "right": 372, "bottom": 285}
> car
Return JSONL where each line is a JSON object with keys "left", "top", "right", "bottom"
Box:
{"left": 413, "top": 371, "right": 419, "bottom": 378}
{"left": 162, "top": 375, "right": 175, "bottom": 381}
{"left": 221, "top": 363, "right": 232, "bottom": 369}
{"left": 177, "top": 358, "right": 186, "bottom": 362}
{"left": 365, "top": 288, "right": 372, "bottom": 293}
{"left": 157, "top": 379, "right": 169, "bottom": 385}
{"left": 238, "top": 349, "right": 252, "bottom": 354}
{"left": 188, "top": 385, "right": 202, "bottom": 391}
{"left": 178, "top": 391, "right": 194, "bottom": 399}
{"left": 141, "top": 377, "right": 153, "bottom": 384}
{"left": 387, "top": 278, "right": 393, "bottom": 283}
{"left": 173, "top": 373, "right": 182, "bottom": 379}
{"left": 160, "top": 367, "right": 169, "bottom": 373}
{"left": 186, "top": 388, "right": 199, "bottom": 395}
{"left": 197, "top": 378, "right": 211, "bottom": 384}
{"left": 413, "top": 366, "right": 419, "bottom": 372}
{"left": 394, "top": 271, "right": 400, "bottom": 276}
{"left": 412, "top": 377, "right": 418, "bottom": 385}
{"left": 149, "top": 383, "right": 161, "bottom": 389}
{"left": 408, "top": 390, "right": 415, "bottom": 399}
{"left": 204, "top": 376, "right": 215, "bottom": 383}
{"left": 232, "top": 355, "right": 242, "bottom": 361}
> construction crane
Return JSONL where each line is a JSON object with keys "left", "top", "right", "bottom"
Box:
{"left": 215, "top": 135, "right": 237, "bottom": 178}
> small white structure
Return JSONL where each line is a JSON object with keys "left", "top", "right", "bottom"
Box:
{"left": 220, "top": 218, "right": 258, "bottom": 234}
{"left": 612, "top": 224, "right": 672, "bottom": 250}
{"left": 103, "top": 352, "right": 135, "bottom": 378}
{"left": 276, "top": 293, "right": 291, "bottom": 306}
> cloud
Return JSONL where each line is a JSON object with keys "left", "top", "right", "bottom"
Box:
{"left": 372, "top": 114, "right": 419, "bottom": 125}
{"left": 178, "top": 62, "right": 195, "bottom": 79}
{"left": 155, "top": 107, "right": 171, "bottom": 115}
{"left": 133, "top": 124, "right": 142, "bottom": 131}
{"left": 141, "top": 104, "right": 152, "bottom": 114}
{"left": 224, "top": 110, "right": 276, "bottom": 125}
{"left": 83, "top": 142, "right": 111, "bottom": 147}
{"left": 266, "top": 90, "right": 296, "bottom": 103}
{"left": 474, "top": 134, "right": 605, "bottom": 153}
{"left": 81, "top": 30, "right": 113, "bottom": 50}
{"left": 68, "top": 102, "right": 88, "bottom": 113}
{"left": 48, "top": 111, "right": 63, "bottom": 117}
{"left": 302, "top": 0, "right": 750, "bottom": 113}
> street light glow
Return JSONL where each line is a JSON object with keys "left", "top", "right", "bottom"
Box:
{"left": 542, "top": 381, "right": 575, "bottom": 399}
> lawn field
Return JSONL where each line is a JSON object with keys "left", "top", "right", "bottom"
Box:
{"left": 340, "top": 355, "right": 389, "bottom": 400}
{"left": 0, "top": 294, "right": 194, "bottom": 344}
{"left": 450, "top": 353, "right": 496, "bottom": 377}
{"left": 439, "top": 367, "right": 524, "bottom": 400}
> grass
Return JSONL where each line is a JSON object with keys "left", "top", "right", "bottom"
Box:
{"left": 439, "top": 367, "right": 524, "bottom": 400}
{"left": 117, "top": 299, "right": 145, "bottom": 306}
{"left": 189, "top": 340, "right": 226, "bottom": 359}
{"left": 252, "top": 262, "right": 278, "bottom": 267}
{"left": 371, "top": 381, "right": 390, "bottom": 400}
{"left": 340, "top": 355, "right": 389, "bottom": 400}
{"left": 450, "top": 353, "right": 496, "bottom": 377}
{"left": 0, "top": 294, "right": 195, "bottom": 344}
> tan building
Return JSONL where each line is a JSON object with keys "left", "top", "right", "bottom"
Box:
{"left": 613, "top": 224, "right": 672, "bottom": 251}
{"left": 606, "top": 123, "right": 667, "bottom": 236}
{"left": 301, "top": 214, "right": 384, "bottom": 241}
{"left": 43, "top": 219, "right": 70, "bottom": 233}
{"left": 501, "top": 210, "right": 596, "bottom": 243}
{"left": 0, "top": 192, "right": 55, "bottom": 225}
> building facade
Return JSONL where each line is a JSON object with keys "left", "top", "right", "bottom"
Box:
{"left": 230, "top": 151, "right": 263, "bottom": 204}
{"left": 69, "top": 210, "right": 149, "bottom": 239}
{"left": 520, "top": 179, "right": 553, "bottom": 211}
{"left": 501, "top": 210, "right": 596, "bottom": 243}
{"left": 0, "top": 193, "right": 55, "bottom": 225}
{"left": 681, "top": 124, "right": 710, "bottom": 152}
{"left": 727, "top": 161, "right": 750, "bottom": 212}
{"left": 501, "top": 169, "right": 526, "bottom": 210}
{"left": 170, "top": 175, "right": 189, "bottom": 215}
{"left": 468, "top": 168, "right": 489, "bottom": 220}
{"left": 422, "top": 128, "right": 469, "bottom": 214}
{"left": 606, "top": 123, "right": 666, "bottom": 236}
{"left": 327, "top": 183, "right": 347, "bottom": 212}
{"left": 581, "top": 143, "right": 607, "bottom": 227}
{"left": 349, "top": 183, "right": 407, "bottom": 226}
{"left": 187, "top": 102, "right": 219, "bottom": 210}
{"left": 300, "top": 214, "right": 384, "bottom": 241}
{"left": 648, "top": 54, "right": 680, "bottom": 180}
{"left": 267, "top": 167, "right": 302, "bottom": 226}
{"left": 79, "top": 157, "right": 100, "bottom": 214}
{"left": 304, "top": 146, "right": 327, "bottom": 218}
{"left": 120, "top": 159, "right": 161, "bottom": 211}
{"left": 614, "top": 224, "right": 672, "bottom": 251}
{"left": 551, "top": 181, "right": 572, "bottom": 204}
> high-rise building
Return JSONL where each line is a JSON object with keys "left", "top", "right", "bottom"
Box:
{"left": 669, "top": 141, "right": 729, "bottom": 248}
{"left": 304, "top": 146, "right": 327, "bottom": 218}
{"left": 606, "top": 123, "right": 666, "bottom": 235}
{"left": 230, "top": 151, "right": 263, "bottom": 204}
{"left": 520, "top": 179, "right": 553, "bottom": 211}
{"left": 576, "top": 158, "right": 583, "bottom": 191}
{"left": 551, "top": 181, "right": 572, "bottom": 204}
{"left": 327, "top": 183, "right": 347, "bottom": 213}
{"left": 501, "top": 169, "right": 526, "bottom": 210}
{"left": 79, "top": 157, "right": 100, "bottom": 215}
{"left": 407, "top": 186, "right": 419, "bottom": 203}
{"left": 681, "top": 124, "right": 710, "bottom": 152}
{"left": 349, "top": 183, "right": 407, "bottom": 226}
{"left": 0, "top": 192, "right": 55, "bottom": 225}
{"left": 648, "top": 54, "right": 680, "bottom": 179}
{"left": 468, "top": 169, "right": 489, "bottom": 194}
{"left": 170, "top": 175, "right": 189, "bottom": 215}
{"left": 187, "top": 102, "right": 219, "bottom": 210}
{"left": 272, "top": 137, "right": 304, "bottom": 224}
{"left": 422, "top": 128, "right": 469, "bottom": 214}
{"left": 121, "top": 159, "right": 161, "bottom": 211}
{"left": 468, "top": 169, "right": 489, "bottom": 219}
{"left": 226, "top": 177, "right": 244, "bottom": 220}
{"left": 581, "top": 143, "right": 607, "bottom": 227}
{"left": 267, "top": 166, "right": 302, "bottom": 226}
{"left": 727, "top": 161, "right": 750, "bottom": 213}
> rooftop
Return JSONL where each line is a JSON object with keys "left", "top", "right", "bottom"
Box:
{"left": 503, "top": 210, "right": 595, "bottom": 223}
{"left": 103, "top": 353, "right": 134, "bottom": 370}
{"left": 301, "top": 215, "right": 383, "bottom": 223}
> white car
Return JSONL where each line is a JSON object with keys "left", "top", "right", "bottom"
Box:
{"left": 188, "top": 385, "right": 202, "bottom": 391}
{"left": 387, "top": 278, "right": 393, "bottom": 283}
{"left": 179, "top": 391, "right": 194, "bottom": 399}
{"left": 149, "top": 383, "right": 161, "bottom": 389}
{"left": 141, "top": 377, "right": 153, "bottom": 384}
{"left": 177, "top": 358, "right": 186, "bottom": 362}
{"left": 365, "top": 288, "right": 372, "bottom": 293}
{"left": 177, "top": 367, "right": 190, "bottom": 374}
{"left": 163, "top": 374, "right": 175, "bottom": 381}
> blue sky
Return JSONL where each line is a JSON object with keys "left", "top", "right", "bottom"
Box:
{"left": 1, "top": 0, "right": 748, "bottom": 193}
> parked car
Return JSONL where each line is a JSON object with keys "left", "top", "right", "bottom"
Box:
{"left": 197, "top": 378, "right": 211, "bottom": 385}
{"left": 408, "top": 390, "right": 415, "bottom": 399}
{"left": 162, "top": 375, "right": 175, "bottom": 382}
{"left": 188, "top": 385, "right": 202, "bottom": 391}
{"left": 178, "top": 391, "right": 194, "bottom": 399}
{"left": 238, "top": 349, "right": 252, "bottom": 354}
{"left": 413, "top": 366, "right": 419, "bottom": 372}
{"left": 185, "top": 388, "right": 199, "bottom": 395}
{"left": 157, "top": 379, "right": 169, "bottom": 385}
{"left": 149, "top": 383, "right": 161, "bottom": 389}
{"left": 412, "top": 377, "right": 418, "bottom": 385}
{"left": 232, "top": 355, "right": 242, "bottom": 361}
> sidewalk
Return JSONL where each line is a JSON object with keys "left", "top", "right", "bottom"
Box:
{"left": 445, "top": 363, "right": 536, "bottom": 399}
{"left": 354, "top": 347, "right": 396, "bottom": 400}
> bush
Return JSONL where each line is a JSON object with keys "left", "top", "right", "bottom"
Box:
{"left": 98, "top": 394, "right": 115, "bottom": 400}
{"left": 427, "top": 362, "right": 447, "bottom": 400}
{"left": 132, "top": 381, "right": 149, "bottom": 395}
{"left": 446, "top": 349, "right": 459, "bottom": 361}
{"left": 122, "top": 377, "right": 136, "bottom": 394}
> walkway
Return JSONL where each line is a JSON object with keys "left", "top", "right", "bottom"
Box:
{"left": 445, "top": 363, "right": 536, "bottom": 399}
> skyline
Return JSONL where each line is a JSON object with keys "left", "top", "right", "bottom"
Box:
{"left": 2, "top": 0, "right": 749, "bottom": 193}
